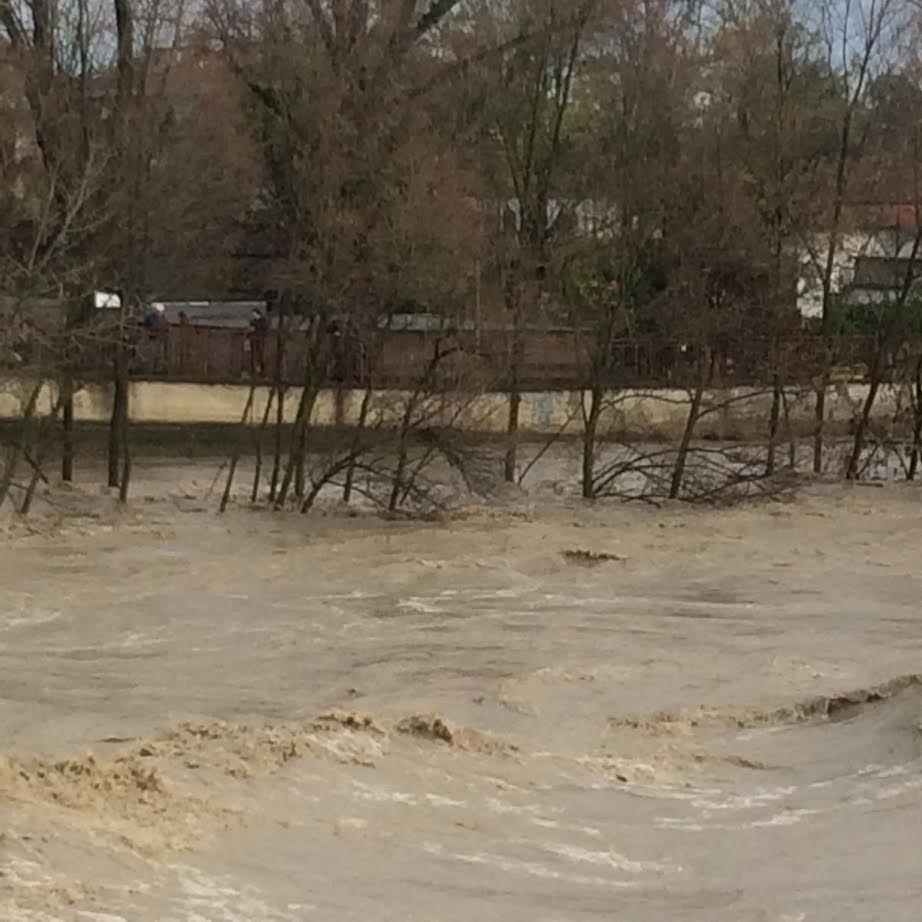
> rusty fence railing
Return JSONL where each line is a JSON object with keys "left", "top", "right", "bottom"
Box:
{"left": 54, "top": 325, "right": 886, "bottom": 391}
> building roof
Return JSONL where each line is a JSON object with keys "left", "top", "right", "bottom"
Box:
{"left": 842, "top": 203, "right": 920, "bottom": 232}
{"left": 155, "top": 301, "right": 267, "bottom": 328}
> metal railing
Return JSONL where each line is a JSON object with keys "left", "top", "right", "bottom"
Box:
{"left": 59, "top": 325, "right": 884, "bottom": 390}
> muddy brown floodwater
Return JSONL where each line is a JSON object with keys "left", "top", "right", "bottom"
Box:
{"left": 1, "top": 474, "right": 921, "bottom": 921}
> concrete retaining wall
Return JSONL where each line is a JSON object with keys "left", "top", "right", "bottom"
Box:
{"left": 0, "top": 378, "right": 898, "bottom": 440}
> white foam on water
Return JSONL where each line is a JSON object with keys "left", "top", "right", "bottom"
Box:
{"left": 808, "top": 778, "right": 836, "bottom": 789}
{"left": 481, "top": 775, "right": 531, "bottom": 793}
{"left": 749, "top": 808, "right": 821, "bottom": 828}
{"left": 350, "top": 780, "right": 418, "bottom": 805}
{"left": 485, "top": 796, "right": 554, "bottom": 817}
{"left": 856, "top": 763, "right": 888, "bottom": 776}
{"left": 530, "top": 817, "right": 604, "bottom": 840}
{"left": 170, "top": 865, "right": 299, "bottom": 922}
{"left": 692, "top": 786, "right": 797, "bottom": 811}
{"left": 114, "top": 630, "right": 169, "bottom": 650}
{"left": 532, "top": 817, "right": 560, "bottom": 829}
{"left": 2, "top": 608, "right": 62, "bottom": 630}
{"left": 540, "top": 843, "right": 670, "bottom": 875}
{"left": 398, "top": 597, "right": 444, "bottom": 613}
{"left": 654, "top": 817, "right": 706, "bottom": 831}
{"left": 419, "top": 842, "right": 642, "bottom": 889}
{"left": 876, "top": 764, "right": 911, "bottom": 778}
{"left": 425, "top": 793, "right": 466, "bottom": 808}
{"left": 340, "top": 816, "right": 368, "bottom": 828}
{"left": 873, "top": 776, "right": 922, "bottom": 800}
{"left": 310, "top": 731, "right": 387, "bottom": 763}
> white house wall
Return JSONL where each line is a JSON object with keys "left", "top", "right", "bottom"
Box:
{"left": 796, "top": 230, "right": 899, "bottom": 319}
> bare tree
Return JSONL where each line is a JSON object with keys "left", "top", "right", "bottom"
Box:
{"left": 713, "top": 0, "right": 829, "bottom": 474}
{"left": 475, "top": 0, "right": 595, "bottom": 483}
{"left": 1, "top": 0, "right": 116, "bottom": 486}
{"left": 806, "top": 0, "right": 902, "bottom": 473}
{"left": 204, "top": 0, "right": 487, "bottom": 511}
{"left": 846, "top": 193, "right": 922, "bottom": 476}
{"left": 563, "top": 0, "right": 690, "bottom": 498}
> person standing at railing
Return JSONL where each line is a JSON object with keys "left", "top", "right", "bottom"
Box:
{"left": 140, "top": 303, "right": 170, "bottom": 373}
{"left": 153, "top": 303, "right": 169, "bottom": 373}
{"left": 247, "top": 307, "right": 269, "bottom": 377}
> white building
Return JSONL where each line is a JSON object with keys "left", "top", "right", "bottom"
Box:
{"left": 796, "top": 205, "right": 919, "bottom": 319}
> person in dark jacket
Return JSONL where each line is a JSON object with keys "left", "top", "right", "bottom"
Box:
{"left": 248, "top": 308, "right": 269, "bottom": 377}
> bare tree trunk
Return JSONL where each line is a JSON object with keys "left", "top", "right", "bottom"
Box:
{"left": 294, "top": 419, "right": 307, "bottom": 500}
{"left": 812, "top": 383, "right": 826, "bottom": 474}
{"left": 107, "top": 350, "right": 127, "bottom": 489}
{"left": 846, "top": 375, "right": 881, "bottom": 480}
{"left": 251, "top": 386, "right": 275, "bottom": 503}
{"left": 20, "top": 394, "right": 63, "bottom": 515}
{"left": 274, "top": 386, "right": 318, "bottom": 510}
{"left": 389, "top": 430, "right": 412, "bottom": 513}
{"left": 388, "top": 343, "right": 448, "bottom": 512}
{"left": 389, "top": 388, "right": 422, "bottom": 512}
{"left": 110, "top": 0, "right": 134, "bottom": 497}
{"left": 496, "top": 11, "right": 584, "bottom": 485}
{"left": 504, "top": 307, "right": 524, "bottom": 483}
{"left": 61, "top": 316, "right": 76, "bottom": 482}
{"left": 670, "top": 353, "right": 709, "bottom": 500}
{"left": 303, "top": 453, "right": 357, "bottom": 514}
{"left": 109, "top": 335, "right": 131, "bottom": 497}
{"left": 301, "top": 479, "right": 328, "bottom": 513}
{"left": 766, "top": 373, "right": 782, "bottom": 476}
{"left": 344, "top": 384, "right": 373, "bottom": 504}
{"left": 909, "top": 356, "right": 922, "bottom": 481}
{"left": 108, "top": 328, "right": 131, "bottom": 502}
{"left": 221, "top": 384, "right": 256, "bottom": 512}
{"left": 270, "top": 385, "right": 285, "bottom": 502}
{"left": 504, "top": 388, "right": 521, "bottom": 484}
{"left": 334, "top": 386, "right": 346, "bottom": 426}
{"left": 581, "top": 385, "right": 602, "bottom": 499}
{"left": 812, "top": 45, "right": 874, "bottom": 473}
{"left": 61, "top": 378, "right": 74, "bottom": 483}
{"left": 780, "top": 386, "right": 797, "bottom": 469}
{"left": 107, "top": 376, "right": 119, "bottom": 488}
{"left": 20, "top": 452, "right": 48, "bottom": 515}
{"left": 21, "top": 444, "right": 51, "bottom": 515}
{"left": 268, "top": 306, "right": 288, "bottom": 502}
{"left": 118, "top": 384, "right": 131, "bottom": 504}
{"left": 669, "top": 385, "right": 704, "bottom": 500}
{"left": 846, "top": 225, "right": 922, "bottom": 479}
{"left": 0, "top": 382, "right": 43, "bottom": 510}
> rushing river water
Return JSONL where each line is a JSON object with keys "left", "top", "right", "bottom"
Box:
{"left": 1, "top": 482, "right": 921, "bottom": 921}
